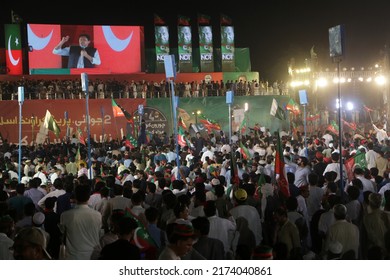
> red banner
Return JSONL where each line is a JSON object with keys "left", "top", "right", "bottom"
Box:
{"left": 0, "top": 99, "right": 145, "bottom": 145}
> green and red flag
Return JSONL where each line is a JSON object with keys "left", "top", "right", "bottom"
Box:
{"left": 199, "top": 114, "right": 221, "bottom": 132}
{"left": 286, "top": 98, "right": 301, "bottom": 115}
{"left": 112, "top": 99, "right": 134, "bottom": 124}
{"left": 154, "top": 14, "right": 165, "bottom": 25}
{"left": 275, "top": 131, "right": 289, "bottom": 198}
{"left": 345, "top": 150, "right": 367, "bottom": 182}
{"left": 124, "top": 134, "right": 137, "bottom": 149}
{"left": 178, "top": 116, "right": 187, "bottom": 129}
{"left": 327, "top": 120, "right": 339, "bottom": 136}
{"left": 5, "top": 24, "right": 23, "bottom": 75}
{"left": 178, "top": 15, "right": 190, "bottom": 26}
{"left": 178, "top": 126, "right": 189, "bottom": 147}
{"left": 77, "top": 127, "right": 86, "bottom": 146}
{"left": 239, "top": 117, "right": 248, "bottom": 135}
{"left": 198, "top": 13, "right": 211, "bottom": 25}
{"left": 342, "top": 119, "right": 357, "bottom": 131}
{"left": 220, "top": 14, "right": 232, "bottom": 25}
{"left": 124, "top": 208, "right": 157, "bottom": 253}
{"left": 239, "top": 142, "right": 251, "bottom": 160}
{"left": 255, "top": 172, "right": 266, "bottom": 199}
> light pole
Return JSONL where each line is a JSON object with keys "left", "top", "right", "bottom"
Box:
{"left": 18, "top": 86, "right": 24, "bottom": 183}
{"left": 31, "top": 114, "right": 35, "bottom": 146}
{"left": 81, "top": 73, "right": 92, "bottom": 179}
{"left": 244, "top": 102, "right": 249, "bottom": 129}
{"left": 192, "top": 110, "right": 201, "bottom": 126}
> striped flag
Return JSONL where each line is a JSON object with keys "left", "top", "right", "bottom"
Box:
{"left": 270, "top": 98, "right": 286, "bottom": 120}
{"left": 112, "top": 99, "right": 134, "bottom": 124}
{"left": 43, "top": 110, "right": 61, "bottom": 137}
{"left": 239, "top": 142, "right": 251, "bottom": 160}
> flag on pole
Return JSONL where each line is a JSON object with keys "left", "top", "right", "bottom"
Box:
{"left": 270, "top": 98, "right": 286, "bottom": 120}
{"left": 178, "top": 116, "right": 187, "bottom": 129}
{"left": 220, "top": 14, "right": 232, "bottom": 25}
{"left": 178, "top": 126, "right": 189, "bottom": 147}
{"left": 198, "top": 13, "right": 211, "bottom": 25}
{"left": 275, "top": 131, "right": 289, "bottom": 198}
{"left": 344, "top": 150, "right": 367, "bottom": 182}
{"left": 112, "top": 99, "right": 134, "bottom": 124}
{"left": 154, "top": 14, "right": 165, "bottom": 25}
{"left": 286, "top": 98, "right": 301, "bottom": 115}
{"left": 199, "top": 114, "right": 221, "bottom": 131}
{"left": 77, "top": 127, "right": 86, "bottom": 146}
{"left": 239, "top": 117, "right": 248, "bottom": 135}
{"left": 43, "top": 110, "right": 61, "bottom": 137}
{"left": 239, "top": 142, "right": 251, "bottom": 160}
{"left": 327, "top": 120, "right": 339, "bottom": 135}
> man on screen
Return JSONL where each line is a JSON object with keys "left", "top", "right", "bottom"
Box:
{"left": 53, "top": 34, "right": 101, "bottom": 68}
{"left": 178, "top": 26, "right": 192, "bottom": 53}
{"left": 155, "top": 26, "right": 170, "bottom": 55}
{"left": 199, "top": 26, "right": 213, "bottom": 53}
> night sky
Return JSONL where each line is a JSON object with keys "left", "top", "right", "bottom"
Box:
{"left": 2, "top": 0, "right": 390, "bottom": 82}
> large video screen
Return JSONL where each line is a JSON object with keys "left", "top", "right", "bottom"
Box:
{"left": 27, "top": 24, "right": 143, "bottom": 74}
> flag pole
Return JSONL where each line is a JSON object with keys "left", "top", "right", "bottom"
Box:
{"left": 18, "top": 86, "right": 24, "bottom": 183}
{"left": 81, "top": 73, "right": 92, "bottom": 179}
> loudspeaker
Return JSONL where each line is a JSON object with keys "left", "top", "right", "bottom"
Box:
{"left": 329, "top": 25, "right": 345, "bottom": 58}
{"left": 18, "top": 86, "right": 24, "bottom": 103}
{"left": 299, "top": 90, "right": 308, "bottom": 105}
{"left": 164, "top": 55, "right": 176, "bottom": 79}
{"left": 226, "top": 91, "right": 234, "bottom": 104}
{"left": 81, "top": 73, "right": 88, "bottom": 92}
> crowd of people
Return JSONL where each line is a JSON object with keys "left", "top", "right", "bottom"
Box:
{"left": 0, "top": 78, "right": 288, "bottom": 100}
{"left": 0, "top": 119, "right": 390, "bottom": 260}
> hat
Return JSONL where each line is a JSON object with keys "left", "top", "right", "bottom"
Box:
{"left": 328, "top": 143, "right": 334, "bottom": 148}
{"left": 234, "top": 188, "right": 248, "bottom": 201}
{"left": 328, "top": 240, "right": 343, "bottom": 255}
{"left": 14, "top": 227, "right": 51, "bottom": 259}
{"left": 24, "top": 159, "right": 31, "bottom": 164}
{"left": 172, "top": 223, "right": 195, "bottom": 238}
{"left": 32, "top": 212, "right": 45, "bottom": 225}
{"left": 211, "top": 178, "right": 220, "bottom": 186}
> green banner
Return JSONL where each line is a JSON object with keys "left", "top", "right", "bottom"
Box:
{"left": 178, "top": 26, "right": 193, "bottom": 73}
{"left": 198, "top": 26, "right": 214, "bottom": 72}
{"left": 155, "top": 26, "right": 170, "bottom": 73}
{"left": 221, "top": 26, "right": 235, "bottom": 72}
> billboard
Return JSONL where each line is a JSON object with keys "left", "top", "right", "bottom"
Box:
{"left": 177, "top": 26, "right": 193, "bottom": 73}
{"left": 221, "top": 26, "right": 235, "bottom": 72}
{"left": 27, "top": 24, "right": 143, "bottom": 74}
{"left": 154, "top": 26, "right": 170, "bottom": 73}
{"left": 198, "top": 26, "right": 214, "bottom": 72}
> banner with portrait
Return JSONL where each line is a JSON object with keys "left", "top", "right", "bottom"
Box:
{"left": 177, "top": 26, "right": 193, "bottom": 73}
{"left": 221, "top": 26, "right": 235, "bottom": 72}
{"left": 155, "top": 26, "right": 170, "bottom": 73}
{"left": 198, "top": 26, "right": 214, "bottom": 72}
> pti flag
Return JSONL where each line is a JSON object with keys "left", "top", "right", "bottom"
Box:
{"left": 5, "top": 24, "right": 23, "bottom": 75}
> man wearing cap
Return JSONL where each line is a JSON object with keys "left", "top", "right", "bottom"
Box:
{"left": 324, "top": 204, "right": 359, "bottom": 259}
{"left": 13, "top": 227, "right": 52, "bottom": 260}
{"left": 229, "top": 188, "right": 262, "bottom": 249}
{"left": 159, "top": 222, "right": 197, "bottom": 260}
